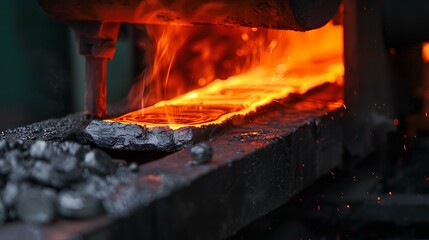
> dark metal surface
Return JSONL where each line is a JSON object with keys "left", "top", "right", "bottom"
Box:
{"left": 85, "top": 57, "right": 107, "bottom": 118}
{"left": 343, "top": 0, "right": 397, "bottom": 159}
{"left": 0, "top": 84, "right": 345, "bottom": 239}
{"left": 230, "top": 134, "right": 429, "bottom": 239}
{"left": 37, "top": 0, "right": 341, "bottom": 31}
{"left": 381, "top": 0, "right": 429, "bottom": 46}
{"left": 77, "top": 22, "right": 120, "bottom": 118}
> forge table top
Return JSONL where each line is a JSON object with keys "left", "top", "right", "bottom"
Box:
{"left": 0, "top": 84, "right": 350, "bottom": 240}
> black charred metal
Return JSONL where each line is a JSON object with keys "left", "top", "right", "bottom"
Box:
{"left": 78, "top": 120, "right": 222, "bottom": 152}
{"left": 74, "top": 174, "right": 111, "bottom": 200}
{"left": 2, "top": 182, "right": 19, "bottom": 208}
{"left": 50, "top": 157, "right": 82, "bottom": 189}
{"left": 31, "top": 161, "right": 53, "bottom": 185}
{"left": 15, "top": 188, "right": 57, "bottom": 224}
{"left": 0, "top": 140, "right": 127, "bottom": 224}
{"left": 0, "top": 113, "right": 88, "bottom": 142}
{"left": 189, "top": 143, "right": 213, "bottom": 165}
{"left": 0, "top": 159, "right": 11, "bottom": 176}
{"left": 83, "top": 149, "right": 116, "bottom": 176}
{"left": 0, "top": 140, "right": 7, "bottom": 152}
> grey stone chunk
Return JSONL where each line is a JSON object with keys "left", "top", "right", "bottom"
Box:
{"left": 48, "top": 155, "right": 82, "bottom": 188}
{"left": 31, "top": 161, "right": 53, "bottom": 185}
{"left": 0, "top": 140, "right": 8, "bottom": 152}
{"left": 0, "top": 158, "right": 11, "bottom": 176}
{"left": 80, "top": 120, "right": 203, "bottom": 152}
{"left": 2, "top": 182, "right": 19, "bottom": 207}
{"left": 6, "top": 150, "right": 32, "bottom": 182}
{"left": 8, "top": 165, "right": 30, "bottom": 182}
{"left": 5, "top": 150, "right": 25, "bottom": 167}
{"left": 29, "top": 140, "right": 49, "bottom": 159}
{"left": 52, "top": 155, "right": 80, "bottom": 174}
{"left": 8, "top": 141, "right": 25, "bottom": 150}
{"left": 107, "top": 167, "right": 136, "bottom": 185}
{"left": 0, "top": 138, "right": 143, "bottom": 224}
{"left": 73, "top": 175, "right": 109, "bottom": 200}
{"left": 128, "top": 162, "right": 139, "bottom": 172}
{"left": 83, "top": 150, "right": 115, "bottom": 176}
{"left": 49, "top": 171, "right": 76, "bottom": 189}
{"left": 15, "top": 189, "right": 57, "bottom": 224}
{"left": 190, "top": 143, "right": 213, "bottom": 164}
{"left": 58, "top": 190, "right": 103, "bottom": 219}
{"left": 59, "top": 141, "right": 88, "bottom": 157}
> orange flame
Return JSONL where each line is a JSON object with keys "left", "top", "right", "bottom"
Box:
{"left": 111, "top": 22, "right": 344, "bottom": 129}
{"left": 423, "top": 42, "right": 429, "bottom": 63}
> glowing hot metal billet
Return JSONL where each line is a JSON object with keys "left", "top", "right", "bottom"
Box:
{"left": 110, "top": 64, "right": 343, "bottom": 130}
{"left": 81, "top": 83, "right": 343, "bottom": 152}
{"left": 110, "top": 23, "right": 343, "bottom": 130}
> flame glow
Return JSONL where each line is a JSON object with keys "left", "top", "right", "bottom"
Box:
{"left": 423, "top": 42, "right": 429, "bottom": 63}
{"left": 110, "top": 22, "right": 344, "bottom": 129}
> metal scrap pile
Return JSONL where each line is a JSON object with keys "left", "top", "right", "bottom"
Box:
{"left": 0, "top": 140, "right": 138, "bottom": 224}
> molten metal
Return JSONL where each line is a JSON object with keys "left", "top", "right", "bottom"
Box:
{"left": 423, "top": 42, "right": 429, "bottom": 63}
{"left": 110, "top": 22, "right": 344, "bottom": 129}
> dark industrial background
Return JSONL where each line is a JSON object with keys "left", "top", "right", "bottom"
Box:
{"left": 0, "top": 1, "right": 134, "bottom": 131}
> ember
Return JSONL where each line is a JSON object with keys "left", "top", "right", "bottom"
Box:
{"left": 111, "top": 22, "right": 344, "bottom": 129}
{"left": 423, "top": 42, "right": 429, "bottom": 63}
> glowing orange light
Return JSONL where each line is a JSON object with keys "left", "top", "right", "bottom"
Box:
{"left": 423, "top": 43, "right": 429, "bottom": 63}
{"left": 111, "top": 22, "right": 344, "bottom": 129}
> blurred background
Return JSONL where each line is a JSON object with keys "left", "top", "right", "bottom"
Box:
{"left": 0, "top": 1, "right": 134, "bottom": 131}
